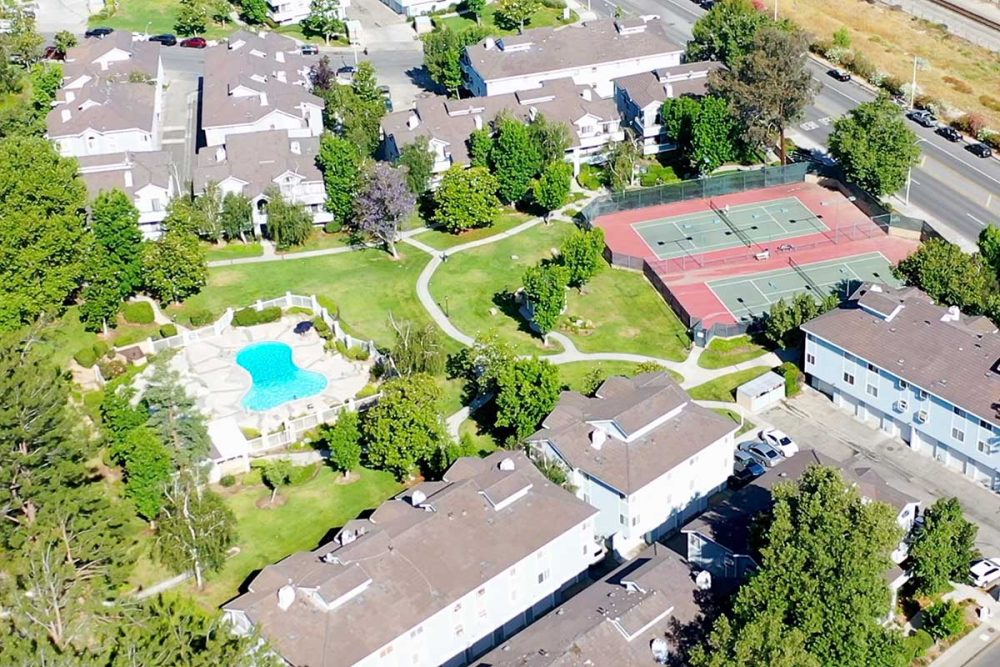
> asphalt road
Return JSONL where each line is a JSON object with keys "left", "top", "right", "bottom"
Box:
{"left": 963, "top": 634, "right": 1000, "bottom": 667}
{"left": 605, "top": 0, "right": 1000, "bottom": 244}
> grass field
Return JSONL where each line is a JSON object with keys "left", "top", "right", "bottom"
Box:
{"left": 697, "top": 335, "right": 769, "bottom": 369}
{"left": 417, "top": 212, "right": 532, "bottom": 251}
{"left": 688, "top": 366, "right": 773, "bottom": 402}
{"left": 712, "top": 407, "right": 757, "bottom": 436}
{"left": 277, "top": 230, "right": 354, "bottom": 254}
{"left": 434, "top": 6, "right": 579, "bottom": 35}
{"left": 89, "top": 0, "right": 233, "bottom": 40}
{"left": 204, "top": 242, "right": 263, "bottom": 262}
{"left": 169, "top": 247, "right": 433, "bottom": 348}
{"left": 557, "top": 361, "right": 683, "bottom": 393}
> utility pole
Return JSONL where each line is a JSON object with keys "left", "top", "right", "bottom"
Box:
{"left": 774, "top": 0, "right": 778, "bottom": 22}
{"left": 909, "top": 55, "right": 918, "bottom": 110}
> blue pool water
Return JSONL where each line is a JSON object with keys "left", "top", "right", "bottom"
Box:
{"left": 237, "top": 341, "right": 328, "bottom": 412}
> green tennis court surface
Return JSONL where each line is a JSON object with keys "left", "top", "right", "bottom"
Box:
{"left": 708, "top": 252, "right": 901, "bottom": 322}
{"left": 633, "top": 197, "right": 828, "bottom": 260}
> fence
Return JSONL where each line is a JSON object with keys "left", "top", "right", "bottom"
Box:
{"left": 691, "top": 319, "right": 760, "bottom": 347}
{"left": 245, "top": 394, "right": 381, "bottom": 454}
{"left": 580, "top": 163, "right": 811, "bottom": 225}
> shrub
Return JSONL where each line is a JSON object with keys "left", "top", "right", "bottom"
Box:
{"left": 780, "top": 361, "right": 803, "bottom": 397}
{"left": 902, "top": 629, "right": 934, "bottom": 663}
{"left": 159, "top": 323, "right": 178, "bottom": 338}
{"left": 74, "top": 347, "right": 98, "bottom": 368}
{"left": 244, "top": 468, "right": 263, "bottom": 486}
{"left": 219, "top": 474, "right": 236, "bottom": 487}
{"left": 576, "top": 164, "right": 603, "bottom": 191}
{"left": 287, "top": 462, "right": 318, "bottom": 486}
{"left": 122, "top": 301, "right": 155, "bottom": 324}
{"left": 942, "top": 76, "right": 973, "bottom": 94}
{"left": 538, "top": 0, "right": 566, "bottom": 7}
{"left": 914, "top": 94, "right": 942, "bottom": 114}
{"left": 232, "top": 306, "right": 282, "bottom": 327}
{"left": 346, "top": 345, "right": 370, "bottom": 361}
{"left": 355, "top": 383, "right": 379, "bottom": 399}
{"left": 842, "top": 51, "right": 876, "bottom": 81}
{"left": 93, "top": 340, "right": 110, "bottom": 358}
{"left": 952, "top": 113, "right": 988, "bottom": 137}
{"left": 879, "top": 75, "right": 905, "bottom": 97}
{"left": 323, "top": 220, "right": 342, "bottom": 234}
{"left": 188, "top": 309, "right": 215, "bottom": 327}
{"left": 982, "top": 131, "right": 1000, "bottom": 150}
{"left": 980, "top": 95, "right": 1000, "bottom": 113}
{"left": 810, "top": 37, "right": 833, "bottom": 56}
{"left": 98, "top": 358, "right": 128, "bottom": 380}
{"left": 923, "top": 600, "right": 965, "bottom": 640}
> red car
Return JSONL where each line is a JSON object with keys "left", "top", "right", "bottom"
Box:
{"left": 180, "top": 37, "right": 207, "bottom": 49}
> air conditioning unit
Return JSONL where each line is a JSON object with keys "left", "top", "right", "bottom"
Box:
{"left": 893, "top": 400, "right": 908, "bottom": 413}
{"left": 915, "top": 410, "right": 928, "bottom": 424}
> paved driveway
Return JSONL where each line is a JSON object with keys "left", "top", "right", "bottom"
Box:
{"left": 763, "top": 388, "right": 1000, "bottom": 554}
{"left": 35, "top": 0, "right": 91, "bottom": 34}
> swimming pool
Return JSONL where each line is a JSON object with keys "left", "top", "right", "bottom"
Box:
{"left": 237, "top": 341, "right": 328, "bottom": 412}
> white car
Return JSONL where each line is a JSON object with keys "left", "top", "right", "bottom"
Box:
{"left": 759, "top": 428, "right": 799, "bottom": 457}
{"left": 970, "top": 558, "right": 1000, "bottom": 588}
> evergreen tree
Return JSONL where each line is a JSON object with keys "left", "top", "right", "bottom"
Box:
{"left": 893, "top": 239, "right": 995, "bottom": 317}
{"left": 121, "top": 426, "right": 173, "bottom": 522}
{"left": 142, "top": 361, "right": 211, "bottom": 468}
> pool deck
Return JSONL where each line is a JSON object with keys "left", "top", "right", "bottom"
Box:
{"left": 163, "top": 318, "right": 371, "bottom": 432}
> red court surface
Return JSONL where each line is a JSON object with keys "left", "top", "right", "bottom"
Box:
{"left": 593, "top": 182, "right": 921, "bottom": 328}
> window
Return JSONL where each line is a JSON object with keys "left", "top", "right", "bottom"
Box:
{"left": 631, "top": 515, "right": 639, "bottom": 526}
{"left": 843, "top": 372, "right": 855, "bottom": 385}
{"left": 981, "top": 419, "right": 991, "bottom": 429}
{"left": 866, "top": 384, "right": 878, "bottom": 398}
{"left": 453, "top": 603, "right": 461, "bottom": 612}
{"left": 537, "top": 570, "right": 549, "bottom": 584}
{"left": 979, "top": 440, "right": 990, "bottom": 454}
{"left": 806, "top": 353, "right": 815, "bottom": 365}
{"left": 954, "top": 406, "right": 963, "bottom": 416}
{"left": 898, "top": 379, "right": 908, "bottom": 390}
{"left": 867, "top": 363, "right": 876, "bottom": 371}
{"left": 952, "top": 427, "right": 965, "bottom": 442}
{"left": 583, "top": 545, "right": 589, "bottom": 556}
{"left": 620, "top": 514, "right": 626, "bottom": 525}
{"left": 477, "top": 588, "right": 485, "bottom": 597}
{"left": 455, "top": 625, "right": 464, "bottom": 637}
{"left": 379, "top": 645, "right": 394, "bottom": 657}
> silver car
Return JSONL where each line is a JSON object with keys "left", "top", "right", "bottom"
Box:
{"left": 738, "top": 440, "right": 783, "bottom": 468}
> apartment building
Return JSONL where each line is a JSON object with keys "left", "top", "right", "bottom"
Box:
{"left": 527, "top": 372, "right": 738, "bottom": 558}
{"left": 223, "top": 451, "right": 602, "bottom": 667}
{"left": 77, "top": 151, "right": 176, "bottom": 238}
{"left": 801, "top": 284, "right": 1000, "bottom": 491}
{"left": 462, "top": 19, "right": 683, "bottom": 98}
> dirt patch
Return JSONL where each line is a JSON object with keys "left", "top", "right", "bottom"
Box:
{"left": 619, "top": 326, "right": 641, "bottom": 339}
{"left": 210, "top": 270, "right": 242, "bottom": 287}
{"left": 255, "top": 494, "right": 288, "bottom": 509}
{"left": 333, "top": 471, "right": 361, "bottom": 485}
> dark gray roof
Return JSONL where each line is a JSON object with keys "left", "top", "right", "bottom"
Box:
{"left": 223, "top": 451, "right": 597, "bottom": 667}
{"left": 476, "top": 546, "right": 698, "bottom": 667}
{"left": 194, "top": 130, "right": 323, "bottom": 198}
{"left": 77, "top": 151, "right": 173, "bottom": 199}
{"left": 465, "top": 19, "right": 682, "bottom": 83}
{"left": 61, "top": 32, "right": 160, "bottom": 84}
{"left": 802, "top": 284, "right": 1000, "bottom": 428}
{"left": 48, "top": 80, "right": 157, "bottom": 136}
{"left": 613, "top": 61, "right": 723, "bottom": 108}
{"left": 529, "top": 372, "right": 737, "bottom": 493}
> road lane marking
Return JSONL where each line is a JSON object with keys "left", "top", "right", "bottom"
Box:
{"left": 800, "top": 121, "right": 819, "bottom": 131}
{"left": 967, "top": 213, "right": 989, "bottom": 227}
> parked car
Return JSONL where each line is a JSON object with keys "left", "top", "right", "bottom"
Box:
{"left": 300, "top": 44, "right": 319, "bottom": 56}
{"left": 759, "top": 428, "right": 799, "bottom": 457}
{"left": 827, "top": 68, "right": 851, "bottom": 82}
{"left": 970, "top": 558, "right": 1000, "bottom": 588}
{"left": 729, "top": 450, "right": 766, "bottom": 488}
{"left": 180, "top": 37, "right": 207, "bottom": 49}
{"left": 149, "top": 34, "right": 177, "bottom": 46}
{"left": 907, "top": 109, "right": 936, "bottom": 128}
{"left": 85, "top": 27, "right": 114, "bottom": 39}
{"left": 700, "top": 0, "right": 715, "bottom": 8}
{"left": 935, "top": 126, "right": 962, "bottom": 142}
{"left": 738, "top": 440, "right": 783, "bottom": 468}
{"left": 967, "top": 142, "right": 993, "bottom": 158}
{"left": 336, "top": 65, "right": 357, "bottom": 79}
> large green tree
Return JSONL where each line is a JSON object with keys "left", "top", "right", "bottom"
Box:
{"left": 301, "top": 0, "right": 345, "bottom": 45}
{"left": 90, "top": 189, "right": 144, "bottom": 295}
{"left": 155, "top": 476, "right": 236, "bottom": 589}
{"left": 691, "top": 96, "right": 737, "bottom": 174}
{"left": 660, "top": 96, "right": 702, "bottom": 152}
{"left": 491, "top": 115, "right": 542, "bottom": 203}
{"left": 390, "top": 316, "right": 446, "bottom": 376}
{"left": 361, "top": 373, "right": 447, "bottom": 479}
{"left": 0, "top": 135, "right": 89, "bottom": 331}
{"left": 908, "top": 497, "right": 979, "bottom": 596}
{"left": 433, "top": 165, "right": 500, "bottom": 232}
{"left": 692, "top": 466, "right": 906, "bottom": 667}
{"left": 263, "top": 188, "right": 313, "bottom": 250}
{"left": 142, "top": 361, "right": 211, "bottom": 468}
{"left": 529, "top": 114, "right": 573, "bottom": 166}
{"left": 220, "top": 192, "right": 254, "bottom": 242}
{"left": 829, "top": 96, "right": 921, "bottom": 197}
{"left": 979, "top": 226, "right": 1000, "bottom": 276}
{"left": 142, "top": 227, "right": 207, "bottom": 304}
{"left": 398, "top": 136, "right": 436, "bottom": 195}
{"left": 318, "top": 133, "right": 363, "bottom": 225}
{"left": 323, "top": 411, "right": 362, "bottom": 477}
{"left": 494, "top": 0, "right": 539, "bottom": 32}
{"left": 522, "top": 263, "right": 569, "bottom": 335}
{"left": 121, "top": 426, "right": 173, "bottom": 522}
{"left": 688, "top": 0, "right": 773, "bottom": 64}
{"left": 532, "top": 160, "right": 573, "bottom": 218}
{"left": 494, "top": 357, "right": 561, "bottom": 439}
{"left": 559, "top": 226, "right": 605, "bottom": 288}
{"left": 893, "top": 239, "right": 995, "bottom": 316}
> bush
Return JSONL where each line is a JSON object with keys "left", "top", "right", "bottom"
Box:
{"left": 983, "top": 131, "right": 1000, "bottom": 150}
{"left": 188, "top": 309, "right": 215, "bottom": 327}
{"left": 286, "top": 462, "right": 319, "bottom": 486}
{"left": 952, "top": 113, "right": 988, "bottom": 137}
{"left": 902, "top": 629, "right": 934, "bottom": 663}
{"left": 355, "top": 383, "right": 379, "bottom": 399}
{"left": 122, "top": 301, "right": 155, "bottom": 324}
{"left": 93, "top": 340, "right": 110, "bottom": 358}
{"left": 879, "top": 75, "right": 905, "bottom": 97}
{"left": 980, "top": 95, "right": 1000, "bottom": 113}
{"left": 232, "top": 306, "right": 282, "bottom": 327}
{"left": 323, "top": 220, "right": 342, "bottom": 234}
{"left": 780, "top": 361, "right": 803, "bottom": 397}
{"left": 842, "top": 51, "right": 876, "bottom": 81}
{"left": 74, "top": 347, "right": 98, "bottom": 368}
{"left": 346, "top": 345, "right": 370, "bottom": 361}
{"left": 313, "top": 317, "right": 331, "bottom": 337}
{"left": 538, "top": 0, "right": 566, "bottom": 7}
{"left": 244, "top": 468, "right": 263, "bottom": 486}
{"left": 942, "top": 76, "right": 973, "bottom": 94}
{"left": 923, "top": 600, "right": 965, "bottom": 640}
{"left": 914, "top": 94, "right": 942, "bottom": 114}
{"left": 576, "top": 164, "right": 604, "bottom": 191}
{"left": 219, "top": 474, "right": 236, "bottom": 487}
{"left": 98, "top": 358, "right": 128, "bottom": 380}
{"left": 159, "top": 323, "right": 178, "bottom": 338}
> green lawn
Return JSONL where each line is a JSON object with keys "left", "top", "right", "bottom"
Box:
{"left": 557, "top": 361, "right": 683, "bottom": 393}
{"left": 273, "top": 24, "right": 350, "bottom": 46}
{"left": 39, "top": 307, "right": 99, "bottom": 369}
{"left": 712, "top": 408, "right": 757, "bottom": 436}
{"left": 458, "top": 419, "right": 500, "bottom": 455}
{"left": 688, "top": 367, "right": 774, "bottom": 403}
{"left": 417, "top": 212, "right": 532, "bottom": 251}
{"left": 435, "top": 6, "right": 579, "bottom": 35}
{"left": 204, "top": 242, "right": 263, "bottom": 262}
{"left": 437, "top": 376, "right": 468, "bottom": 416}
{"left": 90, "top": 0, "right": 233, "bottom": 40}
{"left": 168, "top": 247, "right": 433, "bottom": 348}
{"left": 697, "top": 335, "right": 769, "bottom": 369}
{"left": 277, "top": 230, "right": 354, "bottom": 255}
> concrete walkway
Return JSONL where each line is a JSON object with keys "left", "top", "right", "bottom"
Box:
{"left": 206, "top": 227, "right": 430, "bottom": 267}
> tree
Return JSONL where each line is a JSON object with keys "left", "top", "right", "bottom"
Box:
{"left": 559, "top": 226, "right": 605, "bottom": 288}
{"left": 53, "top": 31, "right": 77, "bottom": 57}
{"left": 80, "top": 249, "right": 128, "bottom": 331}
{"left": 398, "top": 136, "right": 435, "bottom": 194}
{"left": 529, "top": 114, "right": 573, "bottom": 166}
{"left": 263, "top": 188, "right": 313, "bottom": 250}
{"left": 175, "top": 0, "right": 209, "bottom": 35}
{"left": 85, "top": 189, "right": 145, "bottom": 325}
{"left": 468, "top": 127, "right": 494, "bottom": 168}
{"left": 318, "top": 133, "right": 363, "bottom": 225}
{"left": 0, "top": 135, "right": 88, "bottom": 331}
{"left": 606, "top": 132, "right": 641, "bottom": 192}
{"left": 261, "top": 459, "right": 292, "bottom": 503}
{"left": 433, "top": 165, "right": 500, "bottom": 232}
{"left": 390, "top": 316, "right": 446, "bottom": 376}
{"left": 763, "top": 292, "right": 839, "bottom": 348}
{"left": 688, "top": 0, "right": 772, "bottom": 64}
{"left": 194, "top": 181, "right": 224, "bottom": 242}
{"left": 143, "top": 227, "right": 207, "bottom": 304}
{"left": 121, "top": 427, "right": 172, "bottom": 522}
{"left": 829, "top": 96, "right": 920, "bottom": 197}
{"left": 422, "top": 26, "right": 489, "bottom": 98}
{"left": 494, "top": 357, "right": 561, "bottom": 439}
{"left": 908, "top": 497, "right": 978, "bottom": 596}
{"left": 101, "top": 383, "right": 148, "bottom": 449}
{"left": 352, "top": 61, "right": 381, "bottom": 104}
{"left": 495, "top": 0, "right": 539, "bottom": 32}
{"left": 236, "top": 0, "right": 269, "bottom": 24}
{"left": 692, "top": 466, "right": 906, "bottom": 667}
{"left": 522, "top": 263, "right": 569, "bottom": 335}
{"left": 0, "top": 10, "right": 43, "bottom": 66}
{"left": 361, "top": 374, "right": 447, "bottom": 478}
{"left": 978, "top": 226, "right": 1000, "bottom": 275}
{"left": 533, "top": 160, "right": 572, "bottom": 218}
{"left": 309, "top": 55, "right": 336, "bottom": 91}
{"left": 323, "top": 411, "right": 361, "bottom": 477}
{"left": 155, "top": 477, "right": 236, "bottom": 589}
{"left": 491, "top": 115, "right": 542, "bottom": 203}
{"left": 690, "top": 96, "right": 737, "bottom": 174}
{"left": 160, "top": 193, "right": 206, "bottom": 236}
{"left": 220, "top": 192, "right": 254, "bottom": 242}
{"left": 922, "top": 601, "right": 965, "bottom": 641}
{"left": 466, "top": 0, "right": 487, "bottom": 24}
{"left": 450, "top": 333, "right": 518, "bottom": 399}
{"left": 893, "top": 239, "right": 995, "bottom": 316}
{"left": 353, "top": 162, "right": 415, "bottom": 258}
{"left": 142, "top": 361, "right": 211, "bottom": 468}
{"left": 709, "top": 26, "right": 817, "bottom": 164}
{"left": 318, "top": 83, "right": 385, "bottom": 157}
{"left": 660, "top": 96, "right": 702, "bottom": 151}
{"left": 301, "top": 0, "right": 344, "bottom": 45}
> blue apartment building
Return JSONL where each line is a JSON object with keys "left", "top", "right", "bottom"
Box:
{"left": 801, "top": 285, "right": 1000, "bottom": 491}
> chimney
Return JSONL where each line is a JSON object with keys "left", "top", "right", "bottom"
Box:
{"left": 123, "top": 170, "right": 133, "bottom": 188}
{"left": 60, "top": 108, "right": 71, "bottom": 122}
{"left": 407, "top": 113, "right": 419, "bottom": 130}
{"left": 484, "top": 37, "right": 495, "bottom": 50}
{"left": 498, "top": 457, "right": 515, "bottom": 471}
{"left": 940, "top": 305, "right": 961, "bottom": 323}
{"left": 259, "top": 92, "right": 268, "bottom": 107}
{"left": 580, "top": 88, "right": 592, "bottom": 102}
{"left": 590, "top": 428, "right": 606, "bottom": 450}
{"left": 410, "top": 490, "right": 426, "bottom": 506}
{"left": 290, "top": 140, "right": 301, "bottom": 155}
{"left": 276, "top": 70, "right": 287, "bottom": 83}
{"left": 474, "top": 114, "right": 483, "bottom": 130}
{"left": 277, "top": 584, "right": 295, "bottom": 611}
{"left": 215, "top": 146, "right": 227, "bottom": 163}
{"left": 664, "top": 83, "right": 673, "bottom": 98}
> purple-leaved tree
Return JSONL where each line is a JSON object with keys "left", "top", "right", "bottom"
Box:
{"left": 353, "top": 162, "right": 415, "bottom": 258}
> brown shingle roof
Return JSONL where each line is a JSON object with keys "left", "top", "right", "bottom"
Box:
{"left": 47, "top": 80, "right": 157, "bottom": 136}
{"left": 77, "top": 150, "right": 173, "bottom": 198}
{"left": 613, "top": 61, "right": 723, "bottom": 108}
{"left": 194, "top": 130, "right": 323, "bottom": 198}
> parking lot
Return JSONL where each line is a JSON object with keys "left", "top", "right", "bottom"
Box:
{"left": 761, "top": 387, "right": 1000, "bottom": 555}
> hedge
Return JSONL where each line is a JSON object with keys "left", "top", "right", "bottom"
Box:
{"left": 902, "top": 629, "right": 934, "bottom": 663}
{"left": 188, "top": 309, "right": 215, "bottom": 327}
{"left": 74, "top": 347, "right": 98, "bottom": 368}
{"left": 93, "top": 340, "right": 110, "bottom": 358}
{"left": 232, "top": 306, "right": 282, "bottom": 327}
{"left": 122, "top": 301, "right": 155, "bottom": 324}
{"left": 159, "top": 323, "right": 178, "bottom": 338}
{"left": 355, "top": 383, "right": 378, "bottom": 399}
{"left": 780, "top": 361, "right": 803, "bottom": 397}
{"left": 219, "top": 474, "right": 236, "bottom": 487}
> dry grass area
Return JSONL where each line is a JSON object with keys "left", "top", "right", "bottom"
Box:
{"left": 771, "top": 0, "right": 1000, "bottom": 127}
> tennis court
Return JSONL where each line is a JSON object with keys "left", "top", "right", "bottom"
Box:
{"left": 708, "top": 252, "right": 901, "bottom": 322}
{"left": 633, "top": 196, "right": 828, "bottom": 260}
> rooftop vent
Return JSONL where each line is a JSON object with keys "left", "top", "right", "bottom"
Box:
{"left": 941, "top": 305, "right": 961, "bottom": 323}
{"left": 590, "top": 428, "right": 606, "bottom": 451}
{"left": 410, "top": 489, "right": 426, "bottom": 507}
{"left": 484, "top": 37, "right": 496, "bottom": 50}
{"left": 60, "top": 108, "right": 71, "bottom": 122}
{"left": 498, "top": 457, "right": 515, "bottom": 472}
{"left": 474, "top": 114, "right": 482, "bottom": 130}
{"left": 651, "top": 638, "right": 669, "bottom": 665}
{"left": 580, "top": 88, "right": 592, "bottom": 102}
{"left": 123, "top": 170, "right": 133, "bottom": 188}
{"left": 277, "top": 584, "right": 295, "bottom": 611}
{"left": 214, "top": 146, "right": 227, "bottom": 163}
{"left": 407, "top": 113, "right": 419, "bottom": 130}
{"left": 290, "top": 140, "right": 301, "bottom": 155}
{"left": 870, "top": 284, "right": 884, "bottom": 293}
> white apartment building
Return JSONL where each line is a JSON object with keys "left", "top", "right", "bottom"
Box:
{"left": 77, "top": 151, "right": 177, "bottom": 238}
{"left": 224, "top": 451, "right": 601, "bottom": 666}
{"left": 528, "top": 372, "right": 738, "bottom": 558}
{"left": 268, "top": 0, "right": 348, "bottom": 25}
{"left": 462, "top": 19, "right": 684, "bottom": 98}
